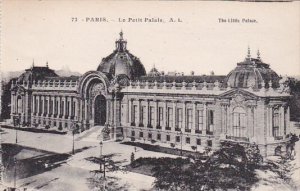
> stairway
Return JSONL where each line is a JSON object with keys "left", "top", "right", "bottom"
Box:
{"left": 75, "top": 126, "right": 104, "bottom": 142}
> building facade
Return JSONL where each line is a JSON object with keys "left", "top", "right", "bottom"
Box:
{"left": 10, "top": 32, "right": 292, "bottom": 156}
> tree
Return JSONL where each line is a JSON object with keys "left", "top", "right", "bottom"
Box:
{"left": 191, "top": 145, "right": 197, "bottom": 152}
{"left": 152, "top": 141, "right": 262, "bottom": 191}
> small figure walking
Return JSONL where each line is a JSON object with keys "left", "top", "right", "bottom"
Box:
{"left": 134, "top": 146, "right": 137, "bottom": 152}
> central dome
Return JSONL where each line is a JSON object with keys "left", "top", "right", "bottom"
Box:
{"left": 97, "top": 31, "right": 146, "bottom": 79}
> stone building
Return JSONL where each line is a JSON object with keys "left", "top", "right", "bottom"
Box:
{"left": 10, "top": 32, "right": 292, "bottom": 156}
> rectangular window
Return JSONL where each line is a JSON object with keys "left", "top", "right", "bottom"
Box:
{"left": 39, "top": 99, "right": 42, "bottom": 114}
{"left": 207, "top": 110, "right": 214, "bottom": 132}
{"left": 196, "top": 138, "right": 201, "bottom": 145}
{"left": 150, "top": 106, "right": 155, "bottom": 126}
{"left": 167, "top": 108, "right": 173, "bottom": 128}
{"left": 186, "top": 137, "right": 190, "bottom": 144}
{"left": 157, "top": 134, "right": 161, "bottom": 140}
{"left": 139, "top": 132, "right": 143, "bottom": 138}
{"left": 131, "top": 131, "right": 135, "bottom": 137}
{"left": 148, "top": 133, "right": 152, "bottom": 139}
{"left": 196, "top": 110, "right": 203, "bottom": 131}
{"left": 176, "top": 136, "right": 180, "bottom": 142}
{"left": 176, "top": 108, "right": 183, "bottom": 129}
{"left": 49, "top": 100, "right": 52, "bottom": 115}
{"left": 67, "top": 101, "right": 70, "bottom": 116}
{"left": 187, "top": 109, "right": 193, "bottom": 130}
{"left": 72, "top": 100, "right": 75, "bottom": 117}
{"left": 166, "top": 135, "right": 170, "bottom": 141}
{"left": 61, "top": 101, "right": 64, "bottom": 116}
{"left": 141, "top": 106, "right": 146, "bottom": 126}
{"left": 158, "top": 107, "right": 163, "bottom": 126}
{"left": 55, "top": 100, "right": 58, "bottom": 115}
{"left": 133, "top": 105, "right": 138, "bottom": 125}
{"left": 44, "top": 99, "right": 48, "bottom": 115}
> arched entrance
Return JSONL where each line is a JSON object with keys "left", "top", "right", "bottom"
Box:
{"left": 94, "top": 95, "right": 106, "bottom": 126}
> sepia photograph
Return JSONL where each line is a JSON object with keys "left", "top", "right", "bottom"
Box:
{"left": 0, "top": 1, "right": 300, "bottom": 190}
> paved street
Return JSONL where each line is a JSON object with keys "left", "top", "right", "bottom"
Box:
{"left": 0, "top": 127, "right": 175, "bottom": 191}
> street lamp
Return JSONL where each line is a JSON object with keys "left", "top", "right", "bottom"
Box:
{"left": 14, "top": 113, "right": 21, "bottom": 144}
{"left": 13, "top": 157, "right": 17, "bottom": 189}
{"left": 180, "top": 130, "right": 183, "bottom": 156}
{"left": 99, "top": 141, "right": 103, "bottom": 172}
{"left": 72, "top": 122, "right": 78, "bottom": 155}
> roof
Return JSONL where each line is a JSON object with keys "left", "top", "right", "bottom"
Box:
{"left": 137, "top": 75, "right": 226, "bottom": 83}
{"left": 45, "top": 76, "right": 80, "bottom": 81}
{"left": 225, "top": 51, "right": 280, "bottom": 89}
{"left": 97, "top": 31, "right": 146, "bottom": 79}
{"left": 17, "top": 66, "right": 58, "bottom": 82}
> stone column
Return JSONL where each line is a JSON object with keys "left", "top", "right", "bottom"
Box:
{"left": 154, "top": 100, "right": 158, "bottom": 128}
{"left": 74, "top": 98, "right": 78, "bottom": 120}
{"left": 32, "top": 95, "right": 35, "bottom": 115}
{"left": 11, "top": 94, "right": 15, "bottom": 115}
{"left": 84, "top": 99, "right": 88, "bottom": 121}
{"left": 57, "top": 96, "right": 61, "bottom": 118}
{"left": 286, "top": 106, "right": 290, "bottom": 135}
{"left": 36, "top": 95, "right": 40, "bottom": 116}
{"left": 47, "top": 96, "right": 50, "bottom": 116}
{"left": 62, "top": 96, "right": 66, "bottom": 119}
{"left": 193, "top": 101, "right": 196, "bottom": 133}
{"left": 127, "top": 99, "right": 131, "bottom": 124}
{"left": 52, "top": 96, "right": 55, "bottom": 117}
{"left": 163, "top": 101, "right": 167, "bottom": 130}
{"left": 227, "top": 105, "right": 232, "bottom": 135}
{"left": 146, "top": 99, "right": 150, "bottom": 126}
{"left": 280, "top": 106, "right": 284, "bottom": 136}
{"left": 182, "top": 101, "right": 186, "bottom": 130}
{"left": 79, "top": 98, "right": 82, "bottom": 122}
{"left": 41, "top": 96, "right": 45, "bottom": 116}
{"left": 203, "top": 103, "right": 207, "bottom": 135}
{"left": 137, "top": 99, "right": 141, "bottom": 126}
{"left": 52, "top": 96, "right": 54, "bottom": 117}
{"left": 111, "top": 97, "right": 114, "bottom": 125}
{"left": 268, "top": 106, "right": 273, "bottom": 137}
{"left": 172, "top": 101, "right": 176, "bottom": 130}
{"left": 68, "top": 97, "right": 72, "bottom": 119}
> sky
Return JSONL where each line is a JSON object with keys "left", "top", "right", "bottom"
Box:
{"left": 1, "top": 0, "right": 300, "bottom": 76}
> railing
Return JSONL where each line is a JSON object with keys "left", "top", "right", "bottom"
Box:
{"left": 175, "top": 128, "right": 181, "bottom": 132}
{"left": 275, "top": 136, "right": 283, "bottom": 140}
{"left": 166, "top": 127, "right": 171, "bottom": 130}
{"left": 195, "top": 130, "right": 202, "bottom": 134}
{"left": 206, "top": 130, "right": 214, "bottom": 135}
{"left": 156, "top": 125, "right": 162, "bottom": 129}
{"left": 226, "top": 135, "right": 249, "bottom": 142}
{"left": 185, "top": 129, "right": 191, "bottom": 133}
{"left": 147, "top": 124, "right": 153, "bottom": 128}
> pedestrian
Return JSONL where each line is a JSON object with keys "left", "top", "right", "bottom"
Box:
{"left": 134, "top": 146, "right": 137, "bottom": 152}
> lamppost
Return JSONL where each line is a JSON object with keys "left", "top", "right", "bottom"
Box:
{"left": 180, "top": 130, "right": 183, "bottom": 156}
{"left": 72, "top": 122, "right": 78, "bottom": 155}
{"left": 14, "top": 113, "right": 21, "bottom": 144}
{"left": 13, "top": 157, "right": 17, "bottom": 189}
{"left": 99, "top": 141, "right": 103, "bottom": 172}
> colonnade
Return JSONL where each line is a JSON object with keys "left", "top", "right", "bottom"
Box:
{"left": 31, "top": 94, "right": 78, "bottom": 129}
{"left": 127, "top": 98, "right": 214, "bottom": 135}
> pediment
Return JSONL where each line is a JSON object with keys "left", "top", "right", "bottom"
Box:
{"left": 11, "top": 85, "right": 26, "bottom": 93}
{"left": 218, "top": 88, "right": 258, "bottom": 100}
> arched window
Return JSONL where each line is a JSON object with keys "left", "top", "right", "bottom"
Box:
{"left": 273, "top": 109, "right": 279, "bottom": 137}
{"left": 233, "top": 107, "right": 246, "bottom": 137}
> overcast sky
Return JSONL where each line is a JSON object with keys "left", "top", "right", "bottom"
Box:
{"left": 1, "top": 1, "right": 300, "bottom": 76}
